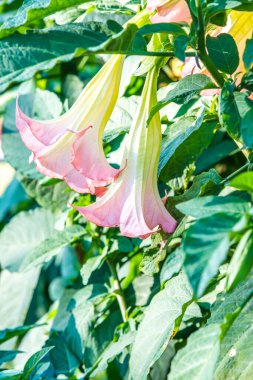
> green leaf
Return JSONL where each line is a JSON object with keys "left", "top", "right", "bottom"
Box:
{"left": 21, "top": 178, "right": 70, "bottom": 212}
{"left": 81, "top": 255, "right": 105, "bottom": 286}
{"left": 168, "top": 324, "right": 221, "bottom": 380}
{"left": 89, "top": 331, "right": 136, "bottom": 377}
{"left": 0, "top": 208, "right": 56, "bottom": 271}
{"left": 0, "top": 351, "right": 21, "bottom": 366}
{"left": 243, "top": 38, "right": 253, "bottom": 70}
{"left": 149, "top": 74, "right": 214, "bottom": 121}
{"left": 226, "top": 229, "right": 253, "bottom": 291}
{"left": 241, "top": 108, "right": 253, "bottom": 149}
{"left": 0, "top": 325, "right": 40, "bottom": 344}
{"left": 0, "top": 370, "right": 22, "bottom": 379}
{"left": 219, "top": 87, "right": 253, "bottom": 139}
{"left": 0, "top": 0, "right": 90, "bottom": 38}
{"left": 159, "top": 111, "right": 216, "bottom": 181}
{"left": 23, "top": 347, "right": 53, "bottom": 380}
{"left": 167, "top": 169, "right": 222, "bottom": 220}
{"left": 129, "top": 272, "right": 193, "bottom": 380}
{"left": 21, "top": 225, "right": 85, "bottom": 271}
{"left": 214, "top": 288, "right": 253, "bottom": 378}
{"left": 230, "top": 171, "right": 253, "bottom": 194}
{"left": 206, "top": 33, "right": 239, "bottom": 74}
{"left": 183, "top": 213, "right": 243, "bottom": 298}
{"left": 176, "top": 195, "right": 249, "bottom": 218}
{"left": 0, "top": 21, "right": 138, "bottom": 93}
{"left": 160, "top": 248, "right": 184, "bottom": 285}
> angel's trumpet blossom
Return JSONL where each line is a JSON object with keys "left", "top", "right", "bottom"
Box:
{"left": 147, "top": 0, "right": 191, "bottom": 24}
{"left": 16, "top": 54, "right": 124, "bottom": 194}
{"left": 74, "top": 69, "right": 177, "bottom": 238}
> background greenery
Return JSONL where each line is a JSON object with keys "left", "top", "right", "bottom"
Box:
{"left": 0, "top": 0, "right": 253, "bottom": 379}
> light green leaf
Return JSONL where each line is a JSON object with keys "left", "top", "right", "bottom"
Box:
{"left": 226, "top": 229, "right": 253, "bottom": 291}
{"left": 230, "top": 171, "right": 253, "bottom": 194}
{"left": 0, "top": 0, "right": 90, "bottom": 38}
{"left": 176, "top": 195, "right": 249, "bottom": 218}
{"left": 21, "top": 225, "right": 85, "bottom": 271}
{"left": 183, "top": 213, "right": 242, "bottom": 298}
{"left": 168, "top": 324, "right": 221, "bottom": 380}
{"left": 23, "top": 347, "right": 53, "bottom": 380}
{"left": 129, "top": 272, "right": 193, "bottom": 380}
{"left": 0, "top": 208, "right": 56, "bottom": 271}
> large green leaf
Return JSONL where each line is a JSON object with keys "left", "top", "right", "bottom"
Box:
{"left": 159, "top": 111, "right": 216, "bottom": 181}
{"left": 183, "top": 213, "right": 243, "bottom": 298}
{"left": 168, "top": 271, "right": 253, "bottom": 380}
{"left": 21, "top": 225, "right": 85, "bottom": 271}
{"left": 0, "top": 21, "right": 137, "bottom": 93}
{"left": 206, "top": 33, "right": 239, "bottom": 75}
{"left": 0, "top": 0, "right": 90, "bottom": 38}
{"left": 129, "top": 272, "right": 194, "bottom": 380}
{"left": 168, "top": 324, "right": 221, "bottom": 380}
{"left": 149, "top": 74, "right": 214, "bottom": 120}
{"left": 176, "top": 195, "right": 250, "bottom": 218}
{"left": 0, "top": 208, "right": 56, "bottom": 271}
{"left": 241, "top": 108, "right": 253, "bottom": 149}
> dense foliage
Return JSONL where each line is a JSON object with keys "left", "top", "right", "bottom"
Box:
{"left": 0, "top": 0, "right": 253, "bottom": 379}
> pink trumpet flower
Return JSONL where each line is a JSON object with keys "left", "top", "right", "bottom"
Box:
{"left": 147, "top": 0, "right": 191, "bottom": 24}
{"left": 74, "top": 69, "right": 177, "bottom": 238}
{"left": 16, "top": 54, "right": 124, "bottom": 194}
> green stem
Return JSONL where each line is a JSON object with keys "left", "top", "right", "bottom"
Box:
{"left": 107, "top": 258, "right": 128, "bottom": 322}
{"left": 195, "top": 0, "right": 225, "bottom": 88}
{"left": 220, "top": 162, "right": 250, "bottom": 185}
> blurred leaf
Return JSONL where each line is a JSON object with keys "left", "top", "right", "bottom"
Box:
{"left": 104, "top": 96, "right": 139, "bottom": 143}
{"left": 226, "top": 229, "right": 253, "bottom": 291}
{"left": 243, "top": 37, "right": 253, "bottom": 70}
{"left": 0, "top": 325, "right": 40, "bottom": 344}
{"left": 0, "top": 178, "right": 27, "bottom": 222}
{"left": 21, "top": 225, "right": 85, "bottom": 271}
{"left": 0, "top": 350, "right": 21, "bottom": 366}
{"left": 129, "top": 272, "right": 193, "bottom": 380}
{"left": 21, "top": 178, "right": 70, "bottom": 212}
{"left": 230, "top": 171, "right": 253, "bottom": 194}
{"left": 0, "top": 208, "right": 56, "bottom": 271}
{"left": 241, "top": 108, "right": 253, "bottom": 149}
{"left": 183, "top": 213, "right": 243, "bottom": 298}
{"left": 81, "top": 255, "right": 105, "bottom": 286}
{"left": 88, "top": 331, "right": 135, "bottom": 377}
{"left": 206, "top": 33, "right": 239, "bottom": 74}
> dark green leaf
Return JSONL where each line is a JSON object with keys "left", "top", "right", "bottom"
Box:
{"left": 206, "top": 33, "right": 239, "bottom": 74}
{"left": 243, "top": 37, "right": 253, "bottom": 70}
{"left": 241, "top": 108, "right": 253, "bottom": 149}
{"left": 159, "top": 111, "right": 216, "bottom": 181}
{"left": 23, "top": 347, "right": 53, "bottom": 380}
{"left": 0, "top": 351, "right": 21, "bottom": 366}
{"left": 0, "top": 324, "right": 41, "bottom": 344}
